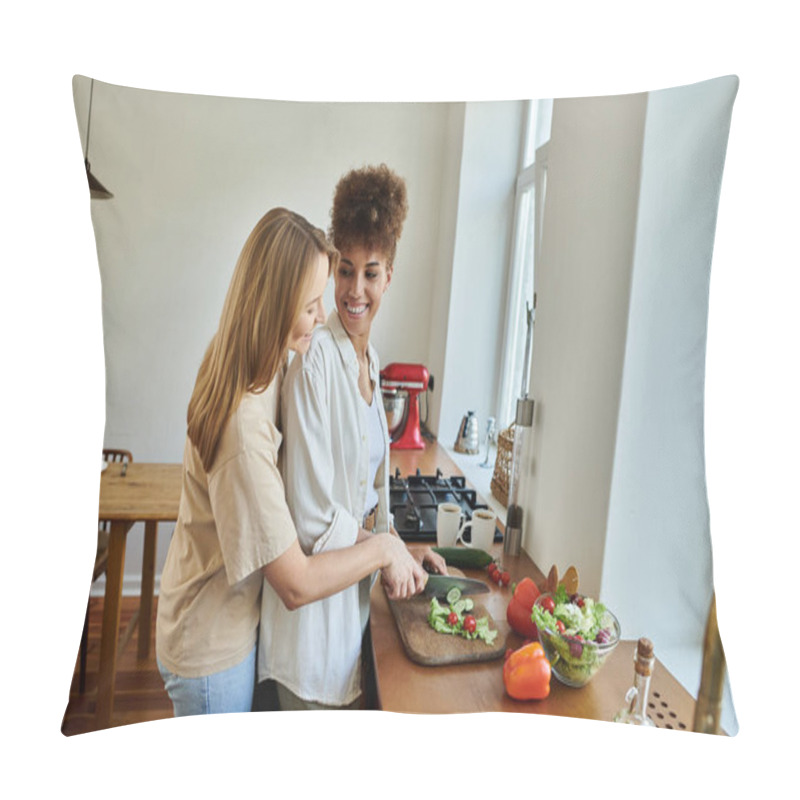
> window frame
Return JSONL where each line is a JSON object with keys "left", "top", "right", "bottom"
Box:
{"left": 495, "top": 101, "right": 550, "bottom": 430}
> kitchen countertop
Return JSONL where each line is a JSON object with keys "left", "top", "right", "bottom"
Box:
{"left": 373, "top": 439, "right": 699, "bottom": 730}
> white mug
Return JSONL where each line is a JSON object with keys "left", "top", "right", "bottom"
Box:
{"left": 460, "top": 508, "right": 496, "bottom": 551}
{"left": 436, "top": 504, "right": 496, "bottom": 550}
{"left": 436, "top": 503, "right": 465, "bottom": 547}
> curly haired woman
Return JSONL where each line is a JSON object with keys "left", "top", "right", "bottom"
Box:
{"left": 258, "top": 166, "right": 446, "bottom": 710}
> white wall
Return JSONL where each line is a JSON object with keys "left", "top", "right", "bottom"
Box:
{"left": 438, "top": 100, "right": 523, "bottom": 447}
{"left": 76, "top": 79, "right": 454, "bottom": 586}
{"left": 602, "top": 77, "right": 739, "bottom": 729}
{"left": 515, "top": 77, "right": 738, "bottom": 731}
{"left": 519, "top": 91, "right": 648, "bottom": 596}
{"left": 423, "top": 103, "right": 465, "bottom": 438}
{"left": 76, "top": 78, "right": 519, "bottom": 590}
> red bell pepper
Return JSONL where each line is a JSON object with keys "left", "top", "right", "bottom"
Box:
{"left": 503, "top": 641, "right": 551, "bottom": 700}
{"left": 506, "top": 576, "right": 541, "bottom": 639}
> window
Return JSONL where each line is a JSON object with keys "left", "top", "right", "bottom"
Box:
{"left": 496, "top": 99, "right": 552, "bottom": 429}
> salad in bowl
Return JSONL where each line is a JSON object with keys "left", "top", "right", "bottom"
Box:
{"left": 531, "top": 585, "right": 620, "bottom": 687}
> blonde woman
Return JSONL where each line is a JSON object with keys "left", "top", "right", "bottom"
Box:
{"left": 156, "top": 208, "right": 426, "bottom": 717}
{"left": 258, "top": 167, "right": 445, "bottom": 710}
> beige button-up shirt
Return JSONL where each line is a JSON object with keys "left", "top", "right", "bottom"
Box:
{"left": 156, "top": 377, "right": 298, "bottom": 678}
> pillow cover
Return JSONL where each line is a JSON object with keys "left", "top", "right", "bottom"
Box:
{"left": 65, "top": 75, "right": 738, "bottom": 736}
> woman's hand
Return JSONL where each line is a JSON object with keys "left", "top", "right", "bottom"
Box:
{"left": 387, "top": 526, "right": 448, "bottom": 576}
{"left": 417, "top": 545, "right": 448, "bottom": 575}
{"left": 378, "top": 534, "right": 428, "bottom": 600}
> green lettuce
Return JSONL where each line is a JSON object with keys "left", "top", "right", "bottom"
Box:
{"left": 426, "top": 590, "right": 497, "bottom": 645}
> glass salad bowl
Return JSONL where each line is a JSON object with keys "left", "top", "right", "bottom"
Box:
{"left": 532, "top": 592, "right": 621, "bottom": 688}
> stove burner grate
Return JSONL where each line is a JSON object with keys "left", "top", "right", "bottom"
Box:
{"left": 389, "top": 468, "right": 501, "bottom": 543}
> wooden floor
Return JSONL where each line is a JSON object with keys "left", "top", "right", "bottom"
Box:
{"left": 61, "top": 595, "right": 173, "bottom": 736}
{"left": 62, "top": 594, "right": 375, "bottom": 735}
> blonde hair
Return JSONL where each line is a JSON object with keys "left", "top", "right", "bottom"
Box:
{"left": 188, "top": 208, "right": 337, "bottom": 472}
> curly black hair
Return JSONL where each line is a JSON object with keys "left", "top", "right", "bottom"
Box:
{"left": 329, "top": 163, "right": 408, "bottom": 264}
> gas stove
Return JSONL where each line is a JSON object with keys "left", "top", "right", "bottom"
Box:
{"left": 389, "top": 468, "right": 501, "bottom": 543}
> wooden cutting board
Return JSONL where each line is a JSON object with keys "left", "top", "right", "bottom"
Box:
{"left": 386, "top": 570, "right": 507, "bottom": 666}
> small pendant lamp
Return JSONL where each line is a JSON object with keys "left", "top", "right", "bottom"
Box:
{"left": 84, "top": 78, "right": 113, "bottom": 199}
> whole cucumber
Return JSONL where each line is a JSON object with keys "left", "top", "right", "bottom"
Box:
{"left": 432, "top": 546, "right": 493, "bottom": 569}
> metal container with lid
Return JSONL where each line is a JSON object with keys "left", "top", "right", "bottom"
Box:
{"left": 504, "top": 395, "right": 534, "bottom": 556}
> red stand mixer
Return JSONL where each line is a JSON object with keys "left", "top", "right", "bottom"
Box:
{"left": 380, "top": 362, "right": 433, "bottom": 450}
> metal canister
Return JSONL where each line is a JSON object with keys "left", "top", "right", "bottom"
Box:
{"left": 503, "top": 395, "right": 534, "bottom": 556}
{"left": 504, "top": 504, "right": 523, "bottom": 556}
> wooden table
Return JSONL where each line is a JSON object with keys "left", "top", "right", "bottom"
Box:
{"left": 373, "top": 442, "right": 698, "bottom": 731}
{"left": 96, "top": 462, "right": 182, "bottom": 727}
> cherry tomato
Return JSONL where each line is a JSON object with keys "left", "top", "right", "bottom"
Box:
{"left": 463, "top": 615, "right": 477, "bottom": 634}
{"left": 556, "top": 619, "right": 566, "bottom": 634}
{"left": 541, "top": 595, "right": 556, "bottom": 614}
{"left": 447, "top": 612, "right": 459, "bottom": 626}
{"left": 501, "top": 571, "right": 511, "bottom": 586}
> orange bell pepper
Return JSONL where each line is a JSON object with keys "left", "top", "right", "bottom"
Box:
{"left": 503, "top": 641, "right": 551, "bottom": 700}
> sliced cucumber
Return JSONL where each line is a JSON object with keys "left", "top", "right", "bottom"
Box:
{"left": 445, "top": 586, "right": 462, "bottom": 606}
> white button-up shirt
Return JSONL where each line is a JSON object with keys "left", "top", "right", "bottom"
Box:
{"left": 257, "top": 311, "right": 392, "bottom": 706}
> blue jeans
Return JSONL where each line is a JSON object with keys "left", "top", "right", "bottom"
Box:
{"left": 157, "top": 645, "right": 256, "bottom": 716}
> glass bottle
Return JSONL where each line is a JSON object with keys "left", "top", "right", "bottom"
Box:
{"left": 614, "top": 637, "right": 656, "bottom": 726}
{"left": 504, "top": 395, "right": 534, "bottom": 557}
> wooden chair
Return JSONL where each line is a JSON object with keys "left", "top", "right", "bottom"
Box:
{"left": 78, "top": 448, "right": 133, "bottom": 693}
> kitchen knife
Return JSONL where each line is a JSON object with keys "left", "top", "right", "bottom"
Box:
{"left": 423, "top": 574, "right": 490, "bottom": 599}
